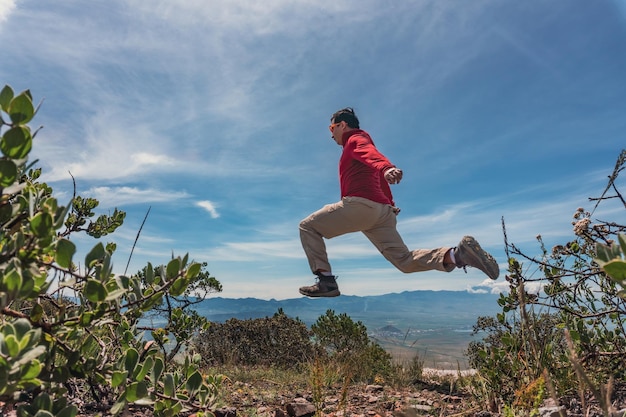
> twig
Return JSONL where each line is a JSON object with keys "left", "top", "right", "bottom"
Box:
{"left": 124, "top": 206, "right": 151, "bottom": 275}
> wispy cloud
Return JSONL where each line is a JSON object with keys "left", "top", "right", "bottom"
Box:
{"left": 86, "top": 186, "right": 190, "bottom": 208}
{"left": 196, "top": 201, "right": 220, "bottom": 219}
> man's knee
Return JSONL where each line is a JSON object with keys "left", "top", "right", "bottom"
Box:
{"left": 299, "top": 216, "right": 312, "bottom": 231}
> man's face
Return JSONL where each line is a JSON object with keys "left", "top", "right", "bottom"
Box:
{"left": 329, "top": 120, "right": 345, "bottom": 146}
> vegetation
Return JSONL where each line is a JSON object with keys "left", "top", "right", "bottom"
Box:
{"left": 0, "top": 85, "right": 224, "bottom": 415}
{"left": 193, "top": 309, "right": 319, "bottom": 369}
{"left": 467, "top": 149, "right": 626, "bottom": 415}
{"left": 193, "top": 309, "right": 395, "bottom": 383}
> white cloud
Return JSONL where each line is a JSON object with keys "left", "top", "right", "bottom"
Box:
{"left": 0, "top": 0, "right": 15, "bottom": 23}
{"left": 87, "top": 186, "right": 190, "bottom": 208}
{"left": 196, "top": 200, "right": 220, "bottom": 219}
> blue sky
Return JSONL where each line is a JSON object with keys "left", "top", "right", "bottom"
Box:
{"left": 1, "top": 0, "right": 624, "bottom": 300}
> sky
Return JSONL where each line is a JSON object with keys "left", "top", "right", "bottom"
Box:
{"left": 0, "top": 0, "right": 625, "bottom": 300}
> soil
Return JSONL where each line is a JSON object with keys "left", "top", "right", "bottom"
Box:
{"left": 2, "top": 372, "right": 625, "bottom": 417}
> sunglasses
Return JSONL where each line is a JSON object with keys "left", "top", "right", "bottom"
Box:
{"left": 329, "top": 122, "right": 341, "bottom": 132}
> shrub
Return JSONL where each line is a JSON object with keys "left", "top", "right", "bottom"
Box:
{"left": 311, "top": 309, "right": 393, "bottom": 383}
{"left": 467, "top": 149, "right": 626, "bottom": 412}
{"left": 0, "top": 85, "right": 223, "bottom": 416}
{"left": 193, "top": 309, "right": 318, "bottom": 369}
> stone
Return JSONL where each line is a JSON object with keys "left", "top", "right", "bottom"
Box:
{"left": 286, "top": 398, "right": 316, "bottom": 417}
{"left": 537, "top": 406, "right": 567, "bottom": 417}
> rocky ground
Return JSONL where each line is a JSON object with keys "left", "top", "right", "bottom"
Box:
{"left": 2, "top": 371, "right": 625, "bottom": 417}
{"left": 219, "top": 378, "right": 626, "bottom": 417}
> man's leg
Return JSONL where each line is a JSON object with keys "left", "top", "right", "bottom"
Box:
{"left": 362, "top": 204, "right": 455, "bottom": 273}
{"left": 299, "top": 197, "right": 383, "bottom": 297}
{"left": 363, "top": 206, "right": 499, "bottom": 278}
{"left": 299, "top": 197, "right": 383, "bottom": 273}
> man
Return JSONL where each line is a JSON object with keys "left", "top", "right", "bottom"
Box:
{"left": 298, "top": 107, "right": 499, "bottom": 298}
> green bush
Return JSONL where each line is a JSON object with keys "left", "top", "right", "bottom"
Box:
{"left": 467, "top": 150, "right": 626, "bottom": 413}
{"left": 312, "top": 309, "right": 393, "bottom": 383}
{"left": 0, "top": 84, "right": 223, "bottom": 416}
{"left": 193, "top": 309, "right": 318, "bottom": 369}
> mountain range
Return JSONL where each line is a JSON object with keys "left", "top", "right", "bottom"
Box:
{"left": 192, "top": 289, "right": 502, "bottom": 330}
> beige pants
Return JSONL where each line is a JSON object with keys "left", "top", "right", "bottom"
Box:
{"left": 299, "top": 196, "right": 455, "bottom": 274}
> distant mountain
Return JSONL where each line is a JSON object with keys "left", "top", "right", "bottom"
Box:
{"left": 193, "top": 290, "right": 502, "bottom": 332}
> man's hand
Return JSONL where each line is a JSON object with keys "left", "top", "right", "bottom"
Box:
{"left": 384, "top": 167, "right": 403, "bottom": 184}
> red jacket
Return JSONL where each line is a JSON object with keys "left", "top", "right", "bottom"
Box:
{"left": 339, "top": 129, "right": 396, "bottom": 206}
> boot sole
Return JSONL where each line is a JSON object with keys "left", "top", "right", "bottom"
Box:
{"left": 299, "top": 289, "right": 341, "bottom": 297}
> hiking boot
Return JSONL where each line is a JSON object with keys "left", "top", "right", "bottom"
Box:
{"left": 454, "top": 236, "right": 499, "bottom": 280}
{"left": 299, "top": 273, "right": 340, "bottom": 297}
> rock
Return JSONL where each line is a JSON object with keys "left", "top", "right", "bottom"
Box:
{"left": 537, "top": 406, "right": 566, "bottom": 417}
{"left": 214, "top": 407, "right": 237, "bottom": 417}
{"left": 411, "top": 404, "right": 432, "bottom": 412}
{"left": 286, "top": 398, "right": 316, "bottom": 417}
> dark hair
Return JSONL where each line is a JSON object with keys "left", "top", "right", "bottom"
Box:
{"left": 331, "top": 107, "right": 360, "bottom": 128}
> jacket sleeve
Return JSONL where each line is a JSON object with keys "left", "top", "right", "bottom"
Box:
{"left": 346, "top": 133, "right": 395, "bottom": 173}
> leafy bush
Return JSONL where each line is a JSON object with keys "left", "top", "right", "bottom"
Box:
{"left": 0, "top": 84, "right": 223, "bottom": 416}
{"left": 312, "top": 309, "right": 393, "bottom": 383}
{"left": 193, "top": 308, "right": 394, "bottom": 384}
{"left": 138, "top": 262, "right": 222, "bottom": 362}
{"left": 467, "top": 150, "right": 626, "bottom": 412}
{"left": 467, "top": 313, "right": 571, "bottom": 408}
{"left": 193, "top": 309, "right": 318, "bottom": 369}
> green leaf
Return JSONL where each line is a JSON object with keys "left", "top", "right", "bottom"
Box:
{"left": 55, "top": 406, "right": 78, "bottom": 417}
{"left": 12, "top": 319, "right": 32, "bottom": 339}
{"left": 30, "top": 212, "right": 54, "bottom": 238}
{"left": 124, "top": 348, "right": 139, "bottom": 374}
{"left": 163, "top": 373, "right": 175, "bottom": 397}
{"left": 185, "top": 371, "right": 203, "bottom": 396}
{"left": 151, "top": 357, "right": 164, "bottom": 386}
{"left": 0, "top": 159, "right": 17, "bottom": 188}
{"left": 0, "top": 85, "right": 14, "bottom": 111}
{"left": 4, "top": 334, "right": 19, "bottom": 357}
{"left": 141, "top": 292, "right": 163, "bottom": 310}
{"left": 169, "top": 277, "right": 187, "bottom": 297}
{"left": 1, "top": 126, "right": 32, "bottom": 159}
{"left": 3, "top": 269, "right": 22, "bottom": 295}
{"left": 32, "top": 392, "right": 53, "bottom": 410}
{"left": 125, "top": 381, "right": 148, "bottom": 402}
{"left": 55, "top": 239, "right": 76, "bottom": 269}
{"left": 20, "top": 360, "right": 42, "bottom": 379}
{"left": 85, "top": 243, "right": 105, "bottom": 268}
{"left": 166, "top": 258, "right": 181, "bottom": 280}
{"left": 111, "top": 370, "right": 128, "bottom": 388}
{"left": 603, "top": 260, "right": 626, "bottom": 283}
{"left": 186, "top": 262, "right": 202, "bottom": 279}
{"left": 135, "top": 356, "right": 153, "bottom": 382}
{"left": 84, "top": 279, "right": 107, "bottom": 302}
{"left": 8, "top": 91, "right": 35, "bottom": 124}
{"left": 143, "top": 264, "right": 154, "bottom": 285}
